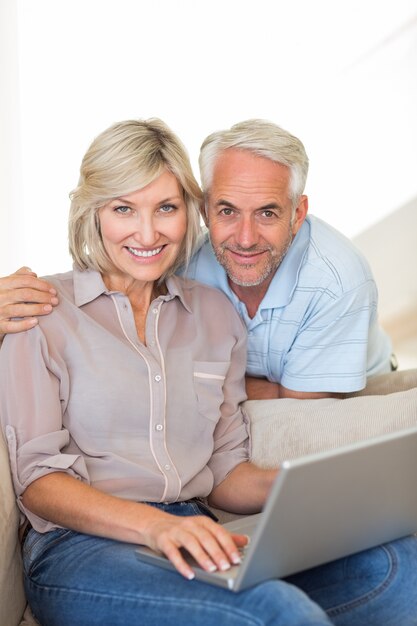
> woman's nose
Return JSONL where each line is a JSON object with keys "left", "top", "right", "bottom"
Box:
{"left": 134, "top": 215, "right": 157, "bottom": 246}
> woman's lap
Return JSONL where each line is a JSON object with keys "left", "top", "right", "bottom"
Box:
{"left": 23, "top": 527, "right": 330, "bottom": 626}
{"left": 23, "top": 501, "right": 417, "bottom": 626}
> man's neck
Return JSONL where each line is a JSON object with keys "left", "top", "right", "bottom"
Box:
{"left": 228, "top": 276, "right": 274, "bottom": 319}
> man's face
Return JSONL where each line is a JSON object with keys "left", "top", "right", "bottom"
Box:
{"left": 205, "top": 149, "right": 308, "bottom": 288}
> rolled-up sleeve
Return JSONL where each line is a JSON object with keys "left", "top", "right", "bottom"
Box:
{"left": 0, "top": 326, "right": 89, "bottom": 525}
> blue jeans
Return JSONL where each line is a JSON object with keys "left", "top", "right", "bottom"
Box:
{"left": 23, "top": 502, "right": 417, "bottom": 626}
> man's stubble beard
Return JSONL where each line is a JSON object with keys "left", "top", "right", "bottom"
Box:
{"left": 211, "top": 230, "right": 293, "bottom": 288}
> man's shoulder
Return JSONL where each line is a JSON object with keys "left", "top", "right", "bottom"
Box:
{"left": 185, "top": 234, "right": 227, "bottom": 289}
{"left": 302, "top": 216, "right": 374, "bottom": 291}
{"left": 188, "top": 232, "right": 215, "bottom": 266}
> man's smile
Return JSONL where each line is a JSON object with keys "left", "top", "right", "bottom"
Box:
{"left": 225, "top": 247, "right": 271, "bottom": 265}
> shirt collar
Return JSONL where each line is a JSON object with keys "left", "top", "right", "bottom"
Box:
{"left": 73, "top": 267, "right": 192, "bottom": 313}
{"left": 73, "top": 267, "right": 108, "bottom": 306}
{"left": 164, "top": 275, "right": 193, "bottom": 313}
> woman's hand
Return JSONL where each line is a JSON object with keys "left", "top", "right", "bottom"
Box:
{"left": 144, "top": 513, "right": 248, "bottom": 580}
{"left": 21, "top": 473, "right": 247, "bottom": 582}
{"left": 0, "top": 267, "right": 58, "bottom": 337}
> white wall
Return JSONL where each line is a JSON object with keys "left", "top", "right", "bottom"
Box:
{"left": 0, "top": 0, "right": 22, "bottom": 273}
{"left": 354, "top": 196, "right": 417, "bottom": 325}
{"left": 1, "top": 0, "right": 417, "bottom": 278}
{"left": 353, "top": 195, "right": 417, "bottom": 369}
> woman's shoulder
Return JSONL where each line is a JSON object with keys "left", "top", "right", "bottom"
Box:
{"left": 171, "top": 274, "right": 234, "bottom": 306}
{"left": 169, "top": 275, "right": 245, "bottom": 332}
{"left": 41, "top": 270, "right": 76, "bottom": 300}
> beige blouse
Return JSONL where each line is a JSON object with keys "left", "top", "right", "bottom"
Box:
{"left": 0, "top": 269, "right": 249, "bottom": 532}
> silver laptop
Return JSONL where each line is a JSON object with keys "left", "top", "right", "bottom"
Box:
{"left": 135, "top": 425, "right": 417, "bottom": 591}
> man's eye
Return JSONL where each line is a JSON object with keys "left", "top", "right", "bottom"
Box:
{"left": 220, "top": 208, "right": 234, "bottom": 216}
{"left": 114, "top": 206, "right": 131, "bottom": 214}
{"left": 262, "top": 210, "right": 275, "bottom": 218}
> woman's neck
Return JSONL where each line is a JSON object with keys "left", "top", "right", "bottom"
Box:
{"left": 102, "top": 274, "right": 167, "bottom": 344}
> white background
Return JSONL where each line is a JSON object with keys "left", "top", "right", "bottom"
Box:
{"left": 1, "top": 0, "right": 417, "bottom": 277}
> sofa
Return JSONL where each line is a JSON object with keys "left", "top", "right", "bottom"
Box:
{"left": 2, "top": 369, "right": 417, "bottom": 626}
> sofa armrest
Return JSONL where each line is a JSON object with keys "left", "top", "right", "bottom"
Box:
{"left": 0, "top": 431, "right": 26, "bottom": 626}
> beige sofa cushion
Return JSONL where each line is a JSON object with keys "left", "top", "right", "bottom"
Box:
{"left": 247, "top": 376, "right": 417, "bottom": 469}
{"left": 0, "top": 431, "right": 26, "bottom": 626}
{"left": 213, "top": 370, "right": 417, "bottom": 522}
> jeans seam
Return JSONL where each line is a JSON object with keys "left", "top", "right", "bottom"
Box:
{"left": 26, "top": 579, "right": 265, "bottom": 626}
{"left": 24, "top": 529, "right": 74, "bottom": 577}
{"left": 326, "top": 544, "right": 398, "bottom": 617}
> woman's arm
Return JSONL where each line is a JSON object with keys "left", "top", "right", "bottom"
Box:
{"left": 23, "top": 472, "right": 248, "bottom": 580}
{"left": 208, "top": 462, "right": 278, "bottom": 514}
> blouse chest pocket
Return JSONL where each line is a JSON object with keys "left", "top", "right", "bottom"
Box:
{"left": 193, "top": 361, "right": 230, "bottom": 422}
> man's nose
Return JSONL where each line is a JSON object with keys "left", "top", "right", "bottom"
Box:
{"left": 234, "top": 215, "right": 258, "bottom": 249}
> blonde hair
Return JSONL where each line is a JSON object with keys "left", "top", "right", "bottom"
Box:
{"left": 199, "top": 118, "right": 309, "bottom": 209}
{"left": 69, "top": 118, "right": 202, "bottom": 278}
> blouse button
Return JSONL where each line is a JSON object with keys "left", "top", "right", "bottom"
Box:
{"left": 155, "top": 424, "right": 164, "bottom": 431}
{"left": 154, "top": 374, "right": 162, "bottom": 382}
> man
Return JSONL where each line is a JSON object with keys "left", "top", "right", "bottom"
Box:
{"left": 186, "top": 119, "right": 392, "bottom": 399}
{"left": 0, "top": 120, "right": 392, "bottom": 400}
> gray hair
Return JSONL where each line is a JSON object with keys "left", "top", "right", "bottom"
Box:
{"left": 199, "top": 119, "right": 309, "bottom": 208}
{"left": 69, "top": 118, "right": 202, "bottom": 278}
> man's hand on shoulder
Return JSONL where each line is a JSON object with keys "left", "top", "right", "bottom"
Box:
{"left": 0, "top": 267, "right": 58, "bottom": 339}
{"left": 245, "top": 376, "right": 343, "bottom": 400}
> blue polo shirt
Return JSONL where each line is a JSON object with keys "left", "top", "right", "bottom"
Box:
{"left": 184, "top": 215, "right": 392, "bottom": 393}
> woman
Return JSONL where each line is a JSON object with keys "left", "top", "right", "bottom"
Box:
{"left": 0, "top": 119, "right": 331, "bottom": 625}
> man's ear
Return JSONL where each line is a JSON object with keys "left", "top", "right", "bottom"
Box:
{"left": 200, "top": 202, "right": 209, "bottom": 227}
{"left": 291, "top": 195, "right": 308, "bottom": 236}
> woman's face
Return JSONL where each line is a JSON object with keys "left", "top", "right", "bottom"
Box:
{"left": 99, "top": 170, "right": 187, "bottom": 291}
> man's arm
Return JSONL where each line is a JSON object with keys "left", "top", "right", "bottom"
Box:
{"left": 245, "top": 376, "right": 344, "bottom": 400}
{"left": 245, "top": 376, "right": 280, "bottom": 399}
{"left": 0, "top": 267, "right": 58, "bottom": 339}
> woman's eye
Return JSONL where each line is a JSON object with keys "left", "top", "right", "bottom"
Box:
{"left": 159, "top": 204, "right": 176, "bottom": 213}
{"left": 114, "top": 205, "right": 131, "bottom": 214}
